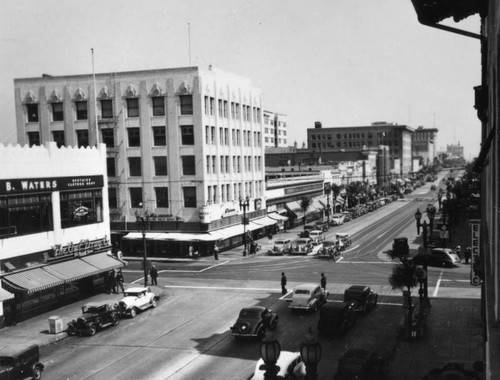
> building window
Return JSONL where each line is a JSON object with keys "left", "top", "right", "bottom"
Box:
{"left": 127, "top": 98, "right": 139, "bottom": 118}
{"left": 204, "top": 96, "right": 209, "bottom": 115}
{"left": 108, "top": 187, "right": 118, "bottom": 208}
{"left": 0, "top": 194, "right": 52, "bottom": 236}
{"left": 129, "top": 187, "right": 143, "bottom": 208}
{"left": 182, "top": 156, "right": 196, "bottom": 175}
{"left": 127, "top": 128, "right": 140, "bottom": 147}
{"left": 206, "top": 156, "right": 211, "bottom": 173}
{"left": 53, "top": 131, "right": 65, "bottom": 148}
{"left": 218, "top": 99, "right": 223, "bottom": 117}
{"left": 183, "top": 187, "right": 197, "bottom": 207}
{"left": 219, "top": 128, "right": 224, "bottom": 145}
{"left": 152, "top": 97, "right": 165, "bottom": 116}
{"left": 210, "top": 97, "right": 214, "bottom": 115}
{"left": 27, "top": 104, "right": 39, "bottom": 122}
{"left": 100, "top": 99, "right": 113, "bottom": 119}
{"left": 27, "top": 132, "right": 40, "bottom": 147}
{"left": 60, "top": 189, "right": 103, "bottom": 228}
{"left": 107, "top": 157, "right": 116, "bottom": 177}
{"left": 181, "top": 125, "right": 194, "bottom": 145}
{"left": 205, "top": 126, "right": 210, "bottom": 144}
{"left": 52, "top": 102, "right": 64, "bottom": 121}
{"left": 180, "top": 95, "right": 193, "bottom": 115}
{"left": 153, "top": 126, "right": 166, "bottom": 146}
{"left": 224, "top": 128, "right": 229, "bottom": 145}
{"left": 76, "top": 101, "right": 88, "bottom": 120}
{"left": 128, "top": 157, "right": 142, "bottom": 176}
{"left": 155, "top": 187, "right": 169, "bottom": 208}
{"left": 76, "top": 130, "right": 89, "bottom": 148}
{"left": 153, "top": 156, "right": 168, "bottom": 176}
{"left": 210, "top": 126, "right": 215, "bottom": 144}
{"left": 101, "top": 128, "right": 115, "bottom": 147}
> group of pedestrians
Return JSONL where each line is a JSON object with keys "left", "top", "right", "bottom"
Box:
{"left": 109, "top": 269, "right": 125, "bottom": 294}
{"left": 280, "top": 272, "right": 328, "bottom": 295}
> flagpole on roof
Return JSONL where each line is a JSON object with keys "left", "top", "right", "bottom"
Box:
{"left": 91, "top": 48, "right": 100, "bottom": 146}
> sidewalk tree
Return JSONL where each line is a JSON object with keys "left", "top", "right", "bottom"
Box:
{"left": 299, "top": 196, "right": 312, "bottom": 229}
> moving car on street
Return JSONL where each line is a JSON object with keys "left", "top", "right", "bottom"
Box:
{"left": 118, "top": 287, "right": 159, "bottom": 318}
{"left": 414, "top": 248, "right": 461, "bottom": 268}
{"left": 252, "top": 351, "right": 306, "bottom": 380}
{"left": 330, "top": 213, "right": 345, "bottom": 226}
{"left": 290, "top": 238, "right": 313, "bottom": 255}
{"left": 308, "top": 230, "right": 325, "bottom": 245}
{"left": 230, "top": 306, "right": 278, "bottom": 339}
{"left": 333, "top": 348, "right": 385, "bottom": 380}
{"left": 336, "top": 233, "right": 352, "bottom": 250}
{"left": 0, "top": 344, "right": 44, "bottom": 380}
{"left": 343, "top": 285, "right": 378, "bottom": 314}
{"left": 268, "top": 239, "right": 292, "bottom": 256}
{"left": 317, "top": 240, "right": 340, "bottom": 259}
{"left": 314, "top": 220, "right": 329, "bottom": 232}
{"left": 67, "top": 301, "right": 120, "bottom": 336}
{"left": 317, "top": 302, "right": 357, "bottom": 336}
{"left": 288, "top": 283, "right": 327, "bottom": 312}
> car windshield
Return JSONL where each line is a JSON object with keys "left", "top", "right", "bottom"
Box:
{"left": 323, "top": 242, "right": 334, "bottom": 247}
{"left": 297, "top": 240, "right": 308, "bottom": 245}
{"left": 239, "top": 309, "right": 261, "bottom": 318}
{"left": 0, "top": 357, "right": 14, "bottom": 367}
{"left": 124, "top": 292, "right": 142, "bottom": 297}
{"left": 295, "top": 289, "right": 310, "bottom": 295}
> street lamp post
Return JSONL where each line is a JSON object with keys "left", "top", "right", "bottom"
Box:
{"left": 415, "top": 208, "right": 422, "bottom": 235}
{"left": 421, "top": 220, "right": 431, "bottom": 307}
{"left": 136, "top": 207, "right": 151, "bottom": 287}
{"left": 427, "top": 206, "right": 436, "bottom": 236}
{"left": 239, "top": 196, "right": 250, "bottom": 257}
{"left": 259, "top": 332, "right": 281, "bottom": 380}
{"left": 300, "top": 327, "right": 322, "bottom": 380}
{"left": 325, "top": 187, "right": 331, "bottom": 225}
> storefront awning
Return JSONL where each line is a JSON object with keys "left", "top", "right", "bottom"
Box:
{"left": 252, "top": 216, "right": 279, "bottom": 227}
{"left": 2, "top": 267, "right": 65, "bottom": 294}
{"left": 153, "top": 232, "right": 217, "bottom": 242}
{"left": 268, "top": 212, "right": 288, "bottom": 221}
{"left": 285, "top": 201, "right": 305, "bottom": 219}
{"left": 43, "top": 259, "right": 103, "bottom": 281}
{"left": 0, "top": 287, "right": 14, "bottom": 301}
{"left": 80, "top": 252, "right": 126, "bottom": 272}
{"left": 121, "top": 232, "right": 164, "bottom": 240}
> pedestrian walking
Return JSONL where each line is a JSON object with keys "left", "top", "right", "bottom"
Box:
{"left": 150, "top": 265, "right": 158, "bottom": 285}
{"left": 281, "top": 272, "right": 287, "bottom": 295}
{"left": 213, "top": 242, "right": 219, "bottom": 261}
{"left": 250, "top": 241, "right": 256, "bottom": 255}
{"left": 110, "top": 271, "right": 117, "bottom": 294}
{"left": 464, "top": 246, "right": 472, "bottom": 264}
{"left": 320, "top": 272, "right": 327, "bottom": 291}
{"left": 455, "top": 245, "right": 462, "bottom": 262}
{"left": 116, "top": 270, "right": 125, "bottom": 294}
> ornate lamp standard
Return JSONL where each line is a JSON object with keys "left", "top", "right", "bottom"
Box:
{"left": 300, "top": 328, "right": 322, "bottom": 380}
{"left": 239, "top": 196, "right": 250, "bottom": 257}
{"left": 414, "top": 208, "right": 422, "bottom": 235}
{"left": 325, "top": 187, "right": 331, "bottom": 225}
{"left": 427, "top": 205, "right": 436, "bottom": 236}
{"left": 259, "top": 332, "right": 281, "bottom": 380}
{"left": 135, "top": 204, "right": 151, "bottom": 286}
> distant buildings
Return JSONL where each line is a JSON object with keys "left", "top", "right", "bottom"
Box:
{"left": 263, "top": 110, "right": 288, "bottom": 148}
{"left": 412, "top": 126, "right": 438, "bottom": 165}
{"left": 446, "top": 143, "right": 464, "bottom": 158}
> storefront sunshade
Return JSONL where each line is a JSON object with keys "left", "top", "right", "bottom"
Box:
{"left": 2, "top": 267, "right": 65, "bottom": 294}
{"left": 252, "top": 216, "right": 279, "bottom": 227}
{"left": 285, "top": 201, "right": 305, "bottom": 219}
{"left": 80, "top": 252, "right": 126, "bottom": 272}
{"left": 0, "top": 287, "right": 14, "bottom": 301}
{"left": 121, "top": 232, "right": 164, "bottom": 240}
{"left": 268, "top": 212, "right": 288, "bottom": 221}
{"left": 43, "top": 259, "right": 103, "bottom": 281}
{"left": 153, "top": 232, "right": 218, "bottom": 242}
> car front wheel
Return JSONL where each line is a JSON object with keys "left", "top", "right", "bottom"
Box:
{"left": 88, "top": 325, "right": 97, "bottom": 336}
{"left": 151, "top": 299, "right": 157, "bottom": 308}
{"left": 130, "top": 308, "right": 137, "bottom": 318}
{"left": 112, "top": 314, "right": 120, "bottom": 326}
{"left": 31, "top": 365, "right": 42, "bottom": 380}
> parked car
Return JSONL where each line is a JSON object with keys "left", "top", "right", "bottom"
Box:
{"left": 308, "top": 230, "right": 326, "bottom": 245}
{"left": 290, "top": 238, "right": 313, "bottom": 254}
{"left": 67, "top": 301, "right": 120, "bottom": 336}
{"left": 333, "top": 348, "right": 386, "bottom": 380}
{"left": 341, "top": 211, "right": 352, "bottom": 222}
{"left": 268, "top": 239, "right": 292, "bottom": 255}
{"left": 253, "top": 351, "right": 306, "bottom": 380}
{"left": 288, "top": 283, "right": 327, "bottom": 312}
{"left": 336, "top": 233, "right": 352, "bottom": 250}
{"left": 0, "top": 344, "right": 44, "bottom": 380}
{"left": 330, "top": 214, "right": 345, "bottom": 226}
{"left": 118, "top": 287, "right": 159, "bottom": 318}
{"left": 343, "top": 285, "right": 378, "bottom": 314}
{"left": 230, "top": 306, "right": 278, "bottom": 339}
{"left": 414, "top": 248, "right": 461, "bottom": 268}
{"left": 317, "top": 240, "right": 340, "bottom": 259}
{"left": 317, "top": 302, "right": 357, "bottom": 336}
{"left": 315, "top": 220, "right": 329, "bottom": 232}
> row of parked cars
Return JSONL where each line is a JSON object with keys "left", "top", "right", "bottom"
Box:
{"left": 269, "top": 232, "right": 352, "bottom": 258}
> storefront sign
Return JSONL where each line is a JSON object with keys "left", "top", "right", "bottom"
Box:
{"left": 49, "top": 236, "right": 110, "bottom": 261}
{"left": 254, "top": 198, "right": 262, "bottom": 210}
{"left": 470, "top": 220, "right": 481, "bottom": 286}
{"left": 0, "top": 175, "right": 104, "bottom": 195}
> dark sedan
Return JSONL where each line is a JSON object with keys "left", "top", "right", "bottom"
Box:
{"left": 230, "top": 306, "right": 278, "bottom": 339}
{"left": 317, "top": 302, "right": 357, "bottom": 336}
{"left": 333, "top": 348, "right": 385, "bottom": 380}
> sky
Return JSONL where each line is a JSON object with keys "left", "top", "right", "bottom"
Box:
{"left": 0, "top": 0, "right": 482, "bottom": 160}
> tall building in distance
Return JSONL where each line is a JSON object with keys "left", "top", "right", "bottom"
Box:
{"left": 413, "top": 126, "right": 438, "bottom": 165}
{"left": 446, "top": 142, "right": 464, "bottom": 158}
{"left": 263, "top": 110, "right": 288, "bottom": 148}
{"left": 13, "top": 66, "right": 266, "bottom": 229}
{"left": 307, "top": 121, "right": 414, "bottom": 177}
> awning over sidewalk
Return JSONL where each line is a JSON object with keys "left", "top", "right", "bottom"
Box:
{"left": 0, "top": 287, "right": 14, "bottom": 302}
{"left": 268, "top": 212, "right": 288, "bottom": 221}
{"left": 121, "top": 232, "right": 164, "bottom": 240}
{"left": 153, "top": 232, "right": 217, "bottom": 242}
{"left": 43, "top": 259, "right": 103, "bottom": 281}
{"left": 252, "top": 216, "right": 279, "bottom": 227}
{"left": 80, "top": 252, "right": 125, "bottom": 272}
{"left": 285, "top": 201, "right": 305, "bottom": 219}
{"left": 2, "top": 267, "right": 65, "bottom": 294}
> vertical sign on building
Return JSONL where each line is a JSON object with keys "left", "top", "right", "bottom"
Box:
{"left": 470, "top": 219, "right": 481, "bottom": 286}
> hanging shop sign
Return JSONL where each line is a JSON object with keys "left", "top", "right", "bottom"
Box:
{"left": 49, "top": 236, "right": 110, "bottom": 261}
{"left": 0, "top": 175, "right": 104, "bottom": 195}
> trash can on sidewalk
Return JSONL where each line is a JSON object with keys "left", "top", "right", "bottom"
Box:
{"left": 48, "top": 315, "right": 63, "bottom": 334}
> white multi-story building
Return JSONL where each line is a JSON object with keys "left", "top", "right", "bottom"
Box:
{"left": 14, "top": 66, "right": 266, "bottom": 231}
{"left": 263, "top": 110, "right": 288, "bottom": 148}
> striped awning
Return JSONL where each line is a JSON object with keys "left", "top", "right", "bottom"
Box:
{"left": 80, "top": 252, "right": 125, "bottom": 272}
{"left": 2, "top": 267, "right": 65, "bottom": 294}
{"left": 44, "top": 259, "right": 103, "bottom": 281}
{"left": 252, "top": 216, "right": 279, "bottom": 227}
{"left": 0, "top": 287, "right": 14, "bottom": 302}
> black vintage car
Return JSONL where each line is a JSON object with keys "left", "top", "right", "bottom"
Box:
{"left": 344, "top": 285, "right": 378, "bottom": 314}
{"left": 230, "top": 306, "right": 278, "bottom": 339}
{"left": 333, "top": 348, "right": 385, "bottom": 380}
{"left": 67, "top": 301, "right": 120, "bottom": 336}
{"left": 0, "top": 344, "right": 44, "bottom": 380}
{"left": 317, "top": 302, "right": 357, "bottom": 336}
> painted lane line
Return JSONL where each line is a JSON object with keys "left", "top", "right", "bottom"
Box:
{"left": 199, "top": 260, "right": 229, "bottom": 272}
{"left": 432, "top": 269, "right": 445, "bottom": 297}
{"left": 343, "top": 244, "right": 360, "bottom": 253}
{"left": 163, "top": 284, "right": 277, "bottom": 292}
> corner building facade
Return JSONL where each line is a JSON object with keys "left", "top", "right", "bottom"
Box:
{"left": 14, "top": 67, "right": 266, "bottom": 232}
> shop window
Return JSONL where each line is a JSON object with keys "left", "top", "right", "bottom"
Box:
{"left": 0, "top": 194, "right": 52, "bottom": 237}
{"left": 155, "top": 187, "right": 169, "bottom": 208}
{"left": 100, "top": 99, "right": 113, "bottom": 119}
{"left": 127, "top": 128, "right": 140, "bottom": 147}
{"left": 76, "top": 130, "right": 89, "bottom": 148}
{"left": 127, "top": 98, "right": 139, "bottom": 118}
{"left": 182, "top": 156, "right": 195, "bottom": 175}
{"left": 27, "top": 104, "right": 39, "bottom": 122}
{"left": 153, "top": 126, "right": 166, "bottom": 146}
{"left": 52, "top": 102, "right": 64, "bottom": 121}
{"left": 76, "top": 101, "right": 88, "bottom": 120}
{"left": 153, "top": 156, "right": 167, "bottom": 176}
{"left": 53, "top": 131, "right": 65, "bottom": 148}
{"left": 128, "top": 157, "right": 142, "bottom": 176}
{"left": 180, "top": 95, "right": 193, "bottom": 115}
{"left": 183, "top": 187, "right": 197, "bottom": 207}
{"left": 101, "top": 128, "right": 115, "bottom": 147}
{"left": 129, "top": 188, "right": 142, "bottom": 208}
{"left": 60, "top": 190, "right": 103, "bottom": 228}
{"left": 27, "top": 132, "right": 40, "bottom": 147}
{"left": 152, "top": 97, "right": 165, "bottom": 116}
